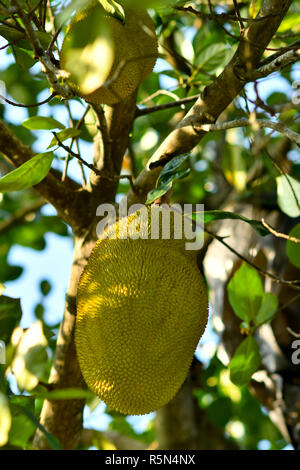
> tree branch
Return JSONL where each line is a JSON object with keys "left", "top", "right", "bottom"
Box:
{"left": 126, "top": 0, "right": 293, "bottom": 205}
{"left": 199, "top": 118, "right": 300, "bottom": 147}
{"left": 248, "top": 47, "right": 300, "bottom": 80}
{"left": 10, "top": 0, "right": 73, "bottom": 99}
{"left": 33, "top": 234, "right": 96, "bottom": 449}
{"left": 88, "top": 92, "right": 138, "bottom": 206}
{"left": 0, "top": 119, "right": 90, "bottom": 233}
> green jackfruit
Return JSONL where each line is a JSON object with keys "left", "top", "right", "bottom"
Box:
{"left": 76, "top": 205, "right": 208, "bottom": 415}
{"left": 60, "top": 2, "right": 157, "bottom": 105}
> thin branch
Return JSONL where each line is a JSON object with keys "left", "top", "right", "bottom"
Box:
{"left": 286, "top": 326, "right": 300, "bottom": 338}
{"left": 10, "top": 0, "right": 73, "bottom": 99}
{"left": 248, "top": 48, "right": 300, "bottom": 80}
{"left": 198, "top": 118, "right": 300, "bottom": 147}
{"left": 136, "top": 94, "right": 200, "bottom": 118}
{"left": 176, "top": 207, "right": 300, "bottom": 290}
{"left": 207, "top": 0, "right": 241, "bottom": 40}
{"left": 126, "top": 0, "right": 293, "bottom": 206}
{"left": 175, "top": 5, "right": 266, "bottom": 23}
{"left": 232, "top": 0, "right": 245, "bottom": 33}
{"left": 258, "top": 40, "right": 300, "bottom": 67}
{"left": 0, "top": 119, "right": 86, "bottom": 232}
{"left": 0, "top": 17, "right": 24, "bottom": 32}
{"left": 204, "top": 226, "right": 300, "bottom": 290}
{"left": 264, "top": 148, "right": 300, "bottom": 212}
{"left": 62, "top": 103, "right": 89, "bottom": 186}
{"left": 138, "top": 89, "right": 181, "bottom": 105}
{"left": 0, "top": 92, "right": 57, "bottom": 108}
{"left": 261, "top": 219, "right": 300, "bottom": 244}
{"left": 53, "top": 132, "right": 135, "bottom": 190}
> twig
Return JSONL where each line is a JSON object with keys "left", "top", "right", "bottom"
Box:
{"left": 175, "top": 5, "right": 265, "bottom": 23}
{"left": 138, "top": 89, "right": 181, "bottom": 105}
{"left": 286, "top": 326, "right": 300, "bottom": 338}
{"left": 197, "top": 118, "right": 300, "bottom": 147}
{"left": 264, "top": 148, "right": 300, "bottom": 213}
{"left": 207, "top": 0, "right": 241, "bottom": 41}
{"left": 10, "top": 0, "right": 73, "bottom": 99}
{"left": 204, "top": 226, "right": 300, "bottom": 290}
{"left": 177, "top": 207, "right": 300, "bottom": 291}
{"left": 258, "top": 40, "right": 300, "bottom": 67}
{"left": 0, "top": 92, "right": 57, "bottom": 108}
{"left": 136, "top": 94, "right": 200, "bottom": 118}
{"left": 232, "top": 0, "right": 245, "bottom": 33}
{"left": 248, "top": 48, "right": 300, "bottom": 80}
{"left": 53, "top": 132, "right": 135, "bottom": 189}
{"left": 261, "top": 219, "right": 300, "bottom": 244}
{"left": 62, "top": 103, "right": 89, "bottom": 186}
{"left": 0, "top": 18, "right": 24, "bottom": 31}
{"left": 47, "top": 23, "right": 63, "bottom": 53}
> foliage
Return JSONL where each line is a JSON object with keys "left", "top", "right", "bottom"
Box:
{"left": 0, "top": 0, "right": 299, "bottom": 450}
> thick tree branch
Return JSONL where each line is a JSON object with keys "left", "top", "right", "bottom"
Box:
{"left": 0, "top": 119, "right": 91, "bottom": 233}
{"left": 88, "top": 92, "right": 138, "bottom": 207}
{"left": 126, "top": 0, "right": 293, "bottom": 205}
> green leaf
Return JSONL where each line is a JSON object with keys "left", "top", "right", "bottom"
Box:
{"left": 22, "top": 116, "right": 65, "bottom": 130}
{"left": 249, "top": 0, "right": 262, "bottom": 18}
{"left": 286, "top": 223, "right": 300, "bottom": 269}
{"left": 195, "top": 43, "right": 227, "bottom": 73}
{"left": 146, "top": 154, "right": 190, "bottom": 204}
{"left": 34, "top": 387, "right": 94, "bottom": 401}
{"left": 40, "top": 280, "right": 51, "bottom": 297}
{"left": 277, "top": 13, "right": 300, "bottom": 33}
{"left": 9, "top": 396, "right": 36, "bottom": 448}
{"left": 47, "top": 128, "right": 81, "bottom": 149}
{"left": 11, "top": 46, "right": 36, "bottom": 71}
{"left": 12, "top": 321, "right": 48, "bottom": 391}
{"left": 146, "top": 183, "right": 172, "bottom": 205}
{"left": 12, "top": 403, "right": 61, "bottom": 450}
{"left": 200, "top": 210, "right": 270, "bottom": 236}
{"left": 0, "top": 392, "right": 11, "bottom": 448}
{"left": 227, "top": 263, "right": 264, "bottom": 324}
{"left": 99, "top": 0, "right": 125, "bottom": 23}
{"left": 276, "top": 174, "right": 300, "bottom": 218}
{"left": 158, "top": 154, "right": 189, "bottom": 178}
{"left": 0, "top": 24, "right": 51, "bottom": 50}
{"left": 229, "top": 336, "right": 261, "bottom": 386}
{"left": 207, "top": 396, "right": 233, "bottom": 428}
{"left": 255, "top": 293, "right": 278, "bottom": 327}
{"left": 0, "top": 295, "right": 22, "bottom": 344}
{"left": 0, "top": 152, "right": 54, "bottom": 193}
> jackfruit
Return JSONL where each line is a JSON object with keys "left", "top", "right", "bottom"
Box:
{"left": 76, "top": 205, "right": 208, "bottom": 415}
{"left": 60, "top": 2, "right": 158, "bottom": 105}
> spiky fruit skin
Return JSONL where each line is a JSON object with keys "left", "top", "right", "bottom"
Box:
{"left": 60, "top": 3, "right": 157, "bottom": 105}
{"left": 76, "top": 206, "right": 208, "bottom": 415}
